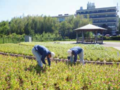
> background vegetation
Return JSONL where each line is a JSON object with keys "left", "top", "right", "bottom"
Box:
{"left": 0, "top": 15, "right": 92, "bottom": 39}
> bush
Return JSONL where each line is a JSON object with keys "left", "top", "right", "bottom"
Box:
{"left": 32, "top": 33, "right": 75, "bottom": 42}
{"left": 0, "top": 34, "right": 25, "bottom": 44}
{"left": 103, "top": 36, "right": 120, "bottom": 40}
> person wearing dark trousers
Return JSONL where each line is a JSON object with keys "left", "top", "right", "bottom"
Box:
{"left": 32, "top": 45, "right": 55, "bottom": 68}
{"left": 67, "top": 46, "right": 84, "bottom": 65}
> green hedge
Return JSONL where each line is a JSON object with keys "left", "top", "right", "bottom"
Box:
{"left": 103, "top": 36, "right": 120, "bottom": 40}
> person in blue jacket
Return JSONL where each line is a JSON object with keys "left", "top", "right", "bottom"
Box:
{"left": 32, "top": 45, "right": 55, "bottom": 68}
{"left": 67, "top": 46, "right": 84, "bottom": 65}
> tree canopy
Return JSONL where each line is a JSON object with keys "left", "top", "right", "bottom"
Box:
{"left": 0, "top": 15, "right": 92, "bottom": 39}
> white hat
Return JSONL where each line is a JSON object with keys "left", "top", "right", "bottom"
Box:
{"left": 51, "top": 52, "right": 55, "bottom": 58}
{"left": 67, "top": 49, "right": 72, "bottom": 56}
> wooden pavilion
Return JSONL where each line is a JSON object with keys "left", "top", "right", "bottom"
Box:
{"left": 74, "top": 24, "right": 107, "bottom": 44}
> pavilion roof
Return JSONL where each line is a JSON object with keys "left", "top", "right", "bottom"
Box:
{"left": 74, "top": 24, "right": 107, "bottom": 31}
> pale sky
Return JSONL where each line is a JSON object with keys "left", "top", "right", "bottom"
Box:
{"left": 0, "top": 0, "right": 120, "bottom": 22}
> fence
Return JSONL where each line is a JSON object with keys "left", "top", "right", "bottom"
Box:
{"left": 0, "top": 36, "right": 24, "bottom": 44}
{"left": 77, "top": 37, "right": 103, "bottom": 44}
{"left": 32, "top": 37, "right": 70, "bottom": 42}
{"left": 0, "top": 36, "right": 73, "bottom": 44}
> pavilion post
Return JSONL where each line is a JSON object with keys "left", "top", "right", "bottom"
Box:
{"left": 95, "top": 31, "right": 98, "bottom": 43}
{"left": 101, "top": 30, "right": 103, "bottom": 44}
{"left": 93, "top": 31, "right": 95, "bottom": 43}
{"left": 76, "top": 31, "right": 78, "bottom": 43}
{"left": 82, "top": 31, "right": 84, "bottom": 43}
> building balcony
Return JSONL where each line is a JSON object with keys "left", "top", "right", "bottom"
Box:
{"left": 76, "top": 10, "right": 117, "bottom": 15}
{"left": 93, "top": 20, "right": 117, "bottom": 23}
{"left": 90, "top": 17, "right": 117, "bottom": 20}
{"left": 93, "top": 22, "right": 117, "bottom": 26}
{"left": 89, "top": 15, "right": 117, "bottom": 18}
{"left": 84, "top": 14, "right": 117, "bottom": 19}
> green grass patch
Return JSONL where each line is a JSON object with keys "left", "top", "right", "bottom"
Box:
{"left": 0, "top": 55, "right": 120, "bottom": 90}
{"left": 0, "top": 42, "right": 120, "bottom": 62}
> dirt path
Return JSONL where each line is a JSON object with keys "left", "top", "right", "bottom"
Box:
{"left": 0, "top": 52, "right": 119, "bottom": 65}
{"left": 102, "top": 42, "right": 120, "bottom": 47}
{"left": 102, "top": 42, "right": 120, "bottom": 50}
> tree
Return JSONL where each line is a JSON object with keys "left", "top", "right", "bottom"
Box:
{"left": 0, "top": 15, "right": 92, "bottom": 39}
{"left": 59, "top": 15, "right": 92, "bottom": 39}
{"left": 0, "top": 21, "right": 9, "bottom": 35}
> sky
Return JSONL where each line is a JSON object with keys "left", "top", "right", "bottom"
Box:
{"left": 0, "top": 0, "right": 120, "bottom": 22}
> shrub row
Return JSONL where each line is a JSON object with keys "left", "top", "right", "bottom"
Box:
{"left": 103, "top": 36, "right": 120, "bottom": 40}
